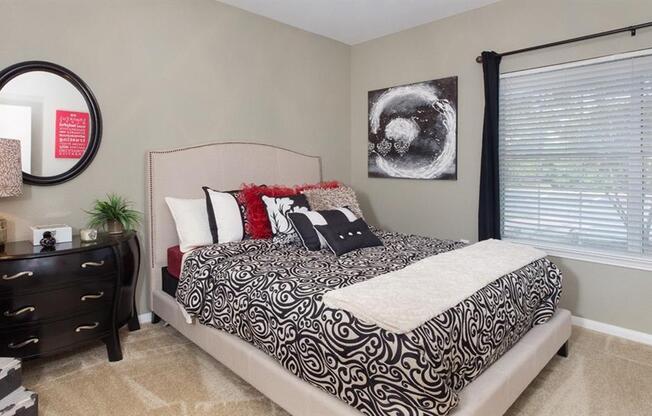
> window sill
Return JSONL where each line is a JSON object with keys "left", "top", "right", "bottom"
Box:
{"left": 503, "top": 239, "right": 652, "bottom": 272}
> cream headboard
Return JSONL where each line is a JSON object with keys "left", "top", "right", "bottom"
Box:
{"left": 146, "top": 142, "right": 322, "bottom": 296}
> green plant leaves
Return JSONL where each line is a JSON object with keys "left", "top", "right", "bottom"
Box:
{"left": 84, "top": 193, "right": 142, "bottom": 230}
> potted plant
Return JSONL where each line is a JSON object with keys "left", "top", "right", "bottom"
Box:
{"left": 85, "top": 193, "right": 142, "bottom": 234}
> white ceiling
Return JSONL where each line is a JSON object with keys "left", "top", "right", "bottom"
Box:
{"left": 217, "top": 0, "right": 502, "bottom": 45}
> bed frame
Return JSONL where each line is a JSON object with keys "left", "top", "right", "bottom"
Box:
{"left": 146, "top": 141, "right": 571, "bottom": 416}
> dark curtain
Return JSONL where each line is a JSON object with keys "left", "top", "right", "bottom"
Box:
{"left": 478, "top": 51, "right": 502, "bottom": 240}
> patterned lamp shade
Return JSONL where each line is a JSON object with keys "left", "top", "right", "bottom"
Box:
{"left": 0, "top": 138, "right": 23, "bottom": 197}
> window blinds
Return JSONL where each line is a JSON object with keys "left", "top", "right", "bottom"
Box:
{"left": 499, "top": 50, "right": 652, "bottom": 264}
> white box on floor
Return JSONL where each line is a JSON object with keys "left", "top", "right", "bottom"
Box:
{"left": 30, "top": 224, "right": 73, "bottom": 246}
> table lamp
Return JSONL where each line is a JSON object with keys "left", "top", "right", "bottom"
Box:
{"left": 0, "top": 138, "right": 23, "bottom": 250}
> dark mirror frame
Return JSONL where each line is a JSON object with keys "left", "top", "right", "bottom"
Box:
{"left": 0, "top": 61, "right": 102, "bottom": 186}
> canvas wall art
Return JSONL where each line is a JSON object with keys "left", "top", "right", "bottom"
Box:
{"left": 368, "top": 76, "right": 457, "bottom": 180}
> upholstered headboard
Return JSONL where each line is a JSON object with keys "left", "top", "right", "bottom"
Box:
{"left": 146, "top": 142, "right": 322, "bottom": 297}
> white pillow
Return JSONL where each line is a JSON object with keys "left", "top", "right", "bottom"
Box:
{"left": 203, "top": 187, "right": 244, "bottom": 244}
{"left": 165, "top": 197, "right": 213, "bottom": 253}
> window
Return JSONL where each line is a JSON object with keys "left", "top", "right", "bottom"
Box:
{"left": 499, "top": 50, "right": 652, "bottom": 269}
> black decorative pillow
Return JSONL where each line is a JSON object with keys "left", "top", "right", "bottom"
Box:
{"left": 262, "top": 194, "right": 311, "bottom": 240}
{"left": 313, "top": 218, "right": 383, "bottom": 256}
{"left": 287, "top": 207, "right": 358, "bottom": 251}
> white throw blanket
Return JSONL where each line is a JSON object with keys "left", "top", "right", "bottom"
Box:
{"left": 322, "top": 239, "right": 546, "bottom": 334}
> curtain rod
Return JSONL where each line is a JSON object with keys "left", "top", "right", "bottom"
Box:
{"left": 475, "top": 21, "right": 652, "bottom": 63}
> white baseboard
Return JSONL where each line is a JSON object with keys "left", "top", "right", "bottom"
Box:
{"left": 572, "top": 316, "right": 652, "bottom": 346}
{"left": 138, "top": 312, "right": 153, "bottom": 324}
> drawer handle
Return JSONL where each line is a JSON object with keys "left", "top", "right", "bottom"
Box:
{"left": 75, "top": 322, "right": 99, "bottom": 332}
{"left": 81, "top": 291, "right": 105, "bottom": 301}
{"left": 8, "top": 337, "right": 39, "bottom": 349}
{"left": 4, "top": 306, "right": 36, "bottom": 317}
{"left": 2, "top": 271, "right": 34, "bottom": 280}
{"left": 81, "top": 261, "right": 105, "bottom": 269}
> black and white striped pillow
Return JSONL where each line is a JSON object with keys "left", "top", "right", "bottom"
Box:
{"left": 202, "top": 187, "right": 245, "bottom": 244}
{"left": 287, "top": 207, "right": 357, "bottom": 251}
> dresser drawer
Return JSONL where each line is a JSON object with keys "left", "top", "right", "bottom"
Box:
{"left": 0, "top": 247, "right": 116, "bottom": 293}
{"left": 0, "top": 310, "right": 111, "bottom": 358}
{"left": 0, "top": 279, "right": 115, "bottom": 327}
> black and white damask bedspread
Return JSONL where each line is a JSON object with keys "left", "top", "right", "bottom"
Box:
{"left": 176, "top": 231, "right": 562, "bottom": 416}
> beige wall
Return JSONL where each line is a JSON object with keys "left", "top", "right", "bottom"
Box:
{"left": 0, "top": 0, "right": 350, "bottom": 314}
{"left": 351, "top": 0, "right": 652, "bottom": 334}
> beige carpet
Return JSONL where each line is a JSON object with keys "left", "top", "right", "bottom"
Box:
{"left": 22, "top": 323, "right": 652, "bottom": 416}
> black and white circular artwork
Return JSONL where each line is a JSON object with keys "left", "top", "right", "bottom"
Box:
{"left": 368, "top": 77, "right": 457, "bottom": 180}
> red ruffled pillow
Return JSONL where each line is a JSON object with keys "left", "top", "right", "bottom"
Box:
{"left": 239, "top": 181, "right": 340, "bottom": 239}
{"left": 296, "top": 181, "right": 340, "bottom": 192}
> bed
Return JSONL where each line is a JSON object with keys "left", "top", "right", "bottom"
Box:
{"left": 146, "top": 142, "right": 571, "bottom": 416}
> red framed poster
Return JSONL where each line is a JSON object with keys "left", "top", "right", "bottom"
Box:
{"left": 55, "top": 110, "right": 90, "bottom": 159}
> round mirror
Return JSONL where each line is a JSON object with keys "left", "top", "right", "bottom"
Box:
{"left": 0, "top": 61, "right": 102, "bottom": 185}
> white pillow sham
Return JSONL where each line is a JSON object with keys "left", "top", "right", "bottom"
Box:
{"left": 165, "top": 197, "right": 213, "bottom": 253}
{"left": 203, "top": 187, "right": 244, "bottom": 244}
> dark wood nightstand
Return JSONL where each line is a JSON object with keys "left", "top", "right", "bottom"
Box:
{"left": 0, "top": 231, "right": 140, "bottom": 362}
